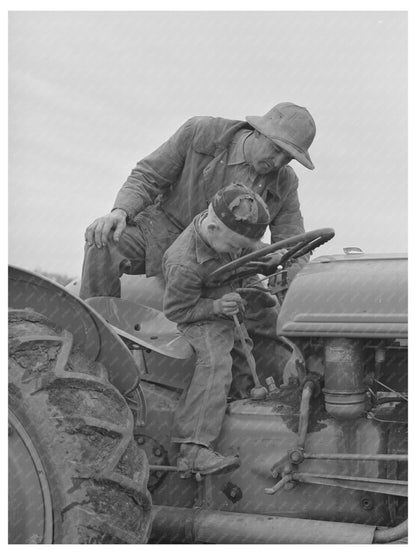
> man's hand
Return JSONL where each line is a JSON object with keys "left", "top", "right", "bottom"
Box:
{"left": 244, "top": 248, "right": 289, "bottom": 276}
{"left": 85, "top": 209, "right": 127, "bottom": 248}
{"left": 259, "top": 248, "right": 288, "bottom": 274}
{"left": 213, "top": 292, "right": 246, "bottom": 316}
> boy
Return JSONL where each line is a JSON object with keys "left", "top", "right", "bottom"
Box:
{"left": 162, "top": 183, "right": 270, "bottom": 475}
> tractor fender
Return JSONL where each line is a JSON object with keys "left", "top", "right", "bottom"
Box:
{"left": 8, "top": 266, "right": 141, "bottom": 396}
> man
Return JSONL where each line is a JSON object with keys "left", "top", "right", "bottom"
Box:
{"left": 80, "top": 102, "right": 316, "bottom": 300}
{"left": 162, "top": 184, "right": 271, "bottom": 475}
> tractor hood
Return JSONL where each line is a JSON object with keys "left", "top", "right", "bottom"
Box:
{"left": 276, "top": 253, "right": 408, "bottom": 339}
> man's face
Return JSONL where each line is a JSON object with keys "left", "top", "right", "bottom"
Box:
{"left": 248, "top": 132, "right": 293, "bottom": 175}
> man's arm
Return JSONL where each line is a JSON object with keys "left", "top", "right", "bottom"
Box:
{"left": 269, "top": 170, "right": 309, "bottom": 282}
{"left": 86, "top": 118, "right": 198, "bottom": 248}
{"left": 113, "top": 117, "right": 198, "bottom": 219}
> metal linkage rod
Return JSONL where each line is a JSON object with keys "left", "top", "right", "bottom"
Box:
{"left": 303, "top": 453, "right": 407, "bottom": 462}
{"left": 293, "top": 472, "right": 408, "bottom": 497}
{"left": 149, "top": 464, "right": 179, "bottom": 472}
{"left": 297, "top": 380, "right": 314, "bottom": 448}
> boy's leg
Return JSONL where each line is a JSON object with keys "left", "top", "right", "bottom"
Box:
{"left": 79, "top": 225, "right": 147, "bottom": 299}
{"left": 172, "top": 320, "right": 235, "bottom": 449}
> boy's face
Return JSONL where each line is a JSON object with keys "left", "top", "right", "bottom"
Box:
{"left": 208, "top": 224, "right": 255, "bottom": 255}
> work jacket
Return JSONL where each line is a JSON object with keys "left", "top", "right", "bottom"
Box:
{"left": 114, "top": 116, "right": 308, "bottom": 277}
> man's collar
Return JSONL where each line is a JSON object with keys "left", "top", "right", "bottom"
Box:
{"left": 227, "top": 129, "right": 253, "bottom": 166}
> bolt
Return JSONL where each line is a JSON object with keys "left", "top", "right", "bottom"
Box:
{"left": 289, "top": 450, "right": 303, "bottom": 464}
{"left": 360, "top": 497, "right": 374, "bottom": 511}
{"left": 153, "top": 447, "right": 162, "bottom": 457}
{"left": 136, "top": 436, "right": 145, "bottom": 445}
{"left": 134, "top": 323, "right": 141, "bottom": 331}
{"left": 271, "top": 468, "right": 280, "bottom": 479}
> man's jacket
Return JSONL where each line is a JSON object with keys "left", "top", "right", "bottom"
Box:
{"left": 114, "top": 116, "right": 309, "bottom": 277}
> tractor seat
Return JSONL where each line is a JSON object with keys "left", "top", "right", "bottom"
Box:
{"left": 86, "top": 297, "right": 193, "bottom": 360}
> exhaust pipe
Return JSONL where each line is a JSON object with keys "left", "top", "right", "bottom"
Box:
{"left": 151, "top": 505, "right": 378, "bottom": 544}
{"left": 374, "top": 520, "right": 408, "bottom": 543}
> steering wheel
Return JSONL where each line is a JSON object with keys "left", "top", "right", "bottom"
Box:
{"left": 205, "top": 228, "right": 335, "bottom": 286}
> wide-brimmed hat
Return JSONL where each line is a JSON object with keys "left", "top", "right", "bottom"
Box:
{"left": 212, "top": 183, "right": 270, "bottom": 240}
{"left": 246, "top": 102, "right": 316, "bottom": 170}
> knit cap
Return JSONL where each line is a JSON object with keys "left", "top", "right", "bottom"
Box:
{"left": 212, "top": 183, "right": 270, "bottom": 240}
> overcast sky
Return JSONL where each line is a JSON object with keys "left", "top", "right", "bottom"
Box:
{"left": 8, "top": 10, "right": 408, "bottom": 276}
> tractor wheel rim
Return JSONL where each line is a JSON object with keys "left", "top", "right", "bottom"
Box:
{"left": 8, "top": 410, "right": 54, "bottom": 544}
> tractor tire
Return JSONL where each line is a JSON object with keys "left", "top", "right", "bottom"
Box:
{"left": 8, "top": 308, "right": 152, "bottom": 544}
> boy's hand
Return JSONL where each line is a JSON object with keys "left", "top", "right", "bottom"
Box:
{"left": 213, "top": 292, "right": 245, "bottom": 316}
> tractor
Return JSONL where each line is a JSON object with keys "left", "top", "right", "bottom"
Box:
{"left": 8, "top": 228, "right": 408, "bottom": 544}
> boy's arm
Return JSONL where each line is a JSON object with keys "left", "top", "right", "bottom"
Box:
{"left": 163, "top": 263, "right": 217, "bottom": 324}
